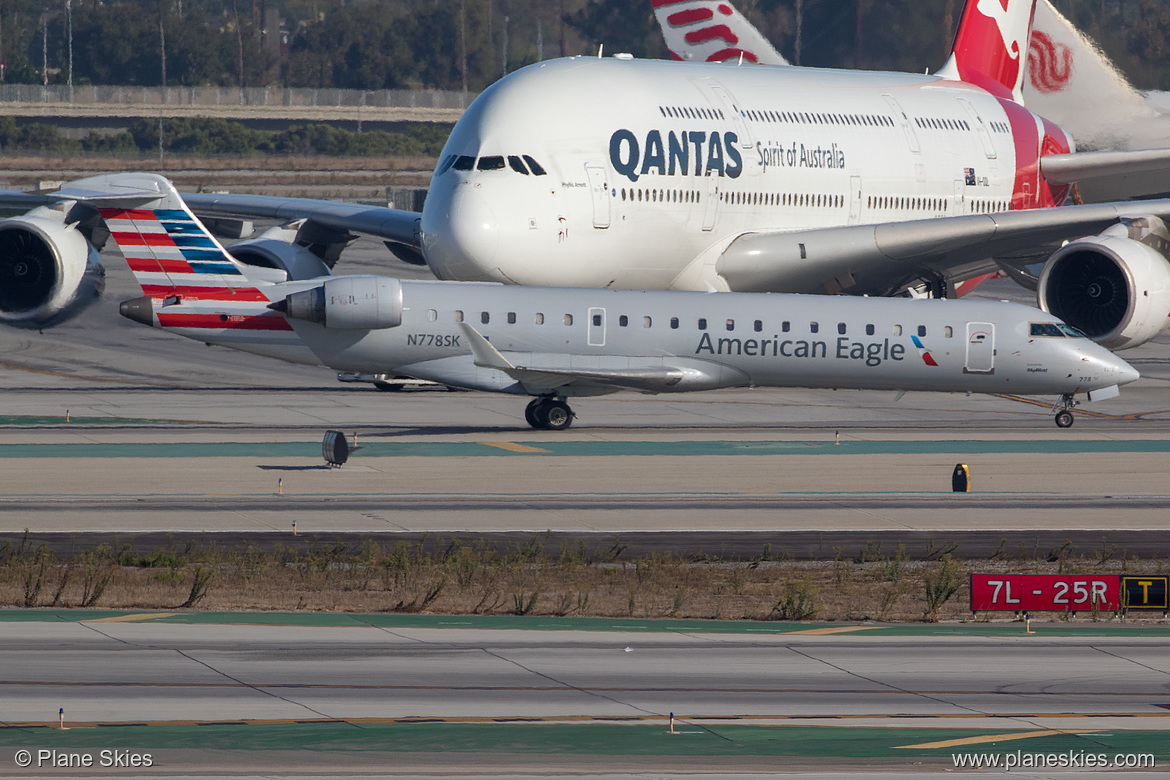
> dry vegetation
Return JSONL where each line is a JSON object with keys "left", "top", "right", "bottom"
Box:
{"left": 3, "top": 533, "right": 1167, "bottom": 623}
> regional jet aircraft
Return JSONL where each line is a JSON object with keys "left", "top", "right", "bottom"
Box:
{"left": 93, "top": 174, "right": 1135, "bottom": 429}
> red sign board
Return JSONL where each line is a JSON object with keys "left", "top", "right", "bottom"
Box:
{"left": 970, "top": 574, "right": 1121, "bottom": 611}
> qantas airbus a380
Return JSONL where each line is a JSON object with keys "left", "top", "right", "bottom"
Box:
{"left": 4, "top": 0, "right": 1170, "bottom": 357}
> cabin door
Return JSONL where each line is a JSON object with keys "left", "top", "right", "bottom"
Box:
{"left": 848, "top": 175, "right": 863, "bottom": 225}
{"left": 587, "top": 307, "right": 606, "bottom": 347}
{"left": 702, "top": 178, "right": 719, "bottom": 231}
{"left": 585, "top": 162, "right": 611, "bottom": 229}
{"left": 965, "top": 322, "right": 995, "bottom": 373}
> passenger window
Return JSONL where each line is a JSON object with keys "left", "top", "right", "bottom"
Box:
{"left": 643, "top": 316, "right": 652, "bottom": 328}
{"left": 944, "top": 326, "right": 953, "bottom": 338}
{"left": 619, "top": 315, "right": 629, "bottom": 327}
{"left": 507, "top": 312, "right": 516, "bottom": 324}
{"left": 782, "top": 321, "right": 790, "bottom": 332}
{"left": 726, "top": 319, "right": 734, "bottom": 331}
{"left": 670, "top": 317, "right": 679, "bottom": 329}
{"left": 893, "top": 324, "right": 902, "bottom": 336}
{"left": 917, "top": 325, "right": 927, "bottom": 337}
{"left": 754, "top": 320, "right": 762, "bottom": 332}
{"left": 564, "top": 314, "right": 573, "bottom": 326}
{"left": 427, "top": 309, "right": 437, "bottom": 322}
{"left": 481, "top": 311, "right": 490, "bottom": 324}
{"left": 865, "top": 324, "right": 874, "bottom": 336}
{"left": 698, "top": 318, "right": 707, "bottom": 330}
{"left": 809, "top": 322, "right": 819, "bottom": 334}
{"left": 453, "top": 156, "right": 475, "bottom": 171}
{"left": 592, "top": 314, "right": 602, "bottom": 327}
{"left": 508, "top": 155, "right": 530, "bottom": 175}
{"left": 477, "top": 156, "right": 506, "bottom": 171}
{"left": 534, "top": 312, "right": 545, "bottom": 325}
{"left": 837, "top": 322, "right": 846, "bottom": 335}
{"left": 522, "top": 155, "right": 547, "bottom": 175}
{"left": 454, "top": 310, "right": 464, "bottom": 323}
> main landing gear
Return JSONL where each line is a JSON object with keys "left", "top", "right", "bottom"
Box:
{"left": 1053, "top": 393, "right": 1077, "bottom": 428}
{"left": 525, "top": 396, "right": 574, "bottom": 430}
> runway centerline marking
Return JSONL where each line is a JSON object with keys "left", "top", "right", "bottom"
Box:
{"left": 81, "top": 612, "right": 180, "bottom": 623}
{"left": 478, "top": 441, "right": 550, "bottom": 454}
{"left": 893, "top": 728, "right": 1096, "bottom": 750}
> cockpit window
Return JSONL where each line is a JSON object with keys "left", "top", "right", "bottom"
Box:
{"left": 1058, "top": 323, "right": 1084, "bottom": 338}
{"left": 437, "top": 154, "right": 457, "bottom": 175}
{"left": 508, "top": 155, "right": 529, "bottom": 174}
{"left": 477, "top": 155, "right": 506, "bottom": 171}
{"left": 522, "top": 155, "right": 548, "bottom": 175}
{"left": 453, "top": 155, "right": 475, "bottom": 171}
{"left": 1030, "top": 322, "right": 1065, "bottom": 337}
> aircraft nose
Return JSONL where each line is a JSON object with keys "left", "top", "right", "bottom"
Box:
{"left": 421, "top": 185, "right": 500, "bottom": 281}
{"left": 1114, "top": 356, "right": 1140, "bottom": 386}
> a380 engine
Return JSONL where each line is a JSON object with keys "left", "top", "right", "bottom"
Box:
{"left": 1037, "top": 218, "right": 1170, "bottom": 351}
{"left": 0, "top": 206, "right": 104, "bottom": 329}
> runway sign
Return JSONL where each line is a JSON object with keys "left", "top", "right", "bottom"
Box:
{"left": 970, "top": 575, "right": 1120, "bottom": 611}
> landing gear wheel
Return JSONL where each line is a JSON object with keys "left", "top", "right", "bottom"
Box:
{"left": 1055, "top": 410, "right": 1075, "bottom": 428}
{"left": 541, "top": 400, "right": 573, "bottom": 430}
{"left": 524, "top": 398, "right": 542, "bottom": 428}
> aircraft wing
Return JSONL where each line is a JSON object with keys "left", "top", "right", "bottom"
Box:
{"left": 713, "top": 198, "right": 1170, "bottom": 295}
{"left": 459, "top": 322, "right": 702, "bottom": 395}
{"left": 182, "top": 191, "right": 423, "bottom": 262}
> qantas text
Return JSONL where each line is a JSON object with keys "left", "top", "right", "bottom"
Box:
{"left": 610, "top": 129, "right": 742, "bottom": 182}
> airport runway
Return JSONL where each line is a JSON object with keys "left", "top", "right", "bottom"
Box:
{"left": 0, "top": 615, "right": 1167, "bottom": 777}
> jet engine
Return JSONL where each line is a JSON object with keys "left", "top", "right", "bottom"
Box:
{"left": 0, "top": 206, "right": 104, "bottom": 329}
{"left": 276, "top": 275, "right": 403, "bottom": 330}
{"left": 1037, "top": 219, "right": 1170, "bottom": 350}
{"left": 225, "top": 224, "right": 334, "bottom": 282}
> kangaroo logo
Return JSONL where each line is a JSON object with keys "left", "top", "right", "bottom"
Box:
{"left": 976, "top": 0, "right": 1024, "bottom": 63}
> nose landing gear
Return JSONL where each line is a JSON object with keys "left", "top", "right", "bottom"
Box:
{"left": 1053, "top": 393, "right": 1077, "bottom": 428}
{"left": 525, "top": 396, "right": 574, "bottom": 430}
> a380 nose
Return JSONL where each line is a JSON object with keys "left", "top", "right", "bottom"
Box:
{"left": 420, "top": 185, "right": 501, "bottom": 282}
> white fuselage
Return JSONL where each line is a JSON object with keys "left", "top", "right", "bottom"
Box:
{"left": 159, "top": 278, "right": 1133, "bottom": 399}
{"left": 421, "top": 58, "right": 1062, "bottom": 293}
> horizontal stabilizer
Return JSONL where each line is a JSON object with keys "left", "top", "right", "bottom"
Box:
{"left": 1040, "top": 148, "right": 1170, "bottom": 185}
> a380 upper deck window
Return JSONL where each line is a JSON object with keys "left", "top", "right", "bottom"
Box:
{"left": 477, "top": 156, "right": 506, "bottom": 171}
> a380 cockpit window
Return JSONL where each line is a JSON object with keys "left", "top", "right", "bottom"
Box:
{"left": 477, "top": 156, "right": 506, "bottom": 171}
{"left": 452, "top": 155, "right": 476, "bottom": 171}
{"left": 508, "top": 156, "right": 529, "bottom": 174}
{"left": 1030, "top": 322, "right": 1067, "bottom": 337}
{"left": 437, "top": 155, "right": 458, "bottom": 175}
{"left": 522, "top": 155, "right": 547, "bottom": 175}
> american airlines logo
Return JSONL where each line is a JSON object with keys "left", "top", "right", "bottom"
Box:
{"left": 609, "top": 129, "right": 743, "bottom": 183}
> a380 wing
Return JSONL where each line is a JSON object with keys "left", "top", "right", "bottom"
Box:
{"left": 183, "top": 192, "right": 422, "bottom": 260}
{"left": 715, "top": 198, "right": 1170, "bottom": 295}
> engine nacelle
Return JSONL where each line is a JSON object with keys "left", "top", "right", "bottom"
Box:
{"left": 0, "top": 207, "right": 104, "bottom": 329}
{"left": 227, "top": 236, "right": 332, "bottom": 282}
{"left": 281, "top": 275, "right": 403, "bottom": 330}
{"left": 1038, "top": 222, "right": 1170, "bottom": 350}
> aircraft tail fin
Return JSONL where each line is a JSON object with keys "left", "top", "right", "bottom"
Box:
{"left": 651, "top": 0, "right": 788, "bottom": 65}
{"left": 86, "top": 173, "right": 270, "bottom": 307}
{"left": 937, "top": 0, "right": 1037, "bottom": 103}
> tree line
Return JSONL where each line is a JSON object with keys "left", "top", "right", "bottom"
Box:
{"left": 0, "top": 0, "right": 1165, "bottom": 92}
{"left": 0, "top": 115, "right": 448, "bottom": 156}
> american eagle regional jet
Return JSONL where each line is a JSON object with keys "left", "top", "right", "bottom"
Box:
{"left": 2, "top": 0, "right": 1170, "bottom": 360}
